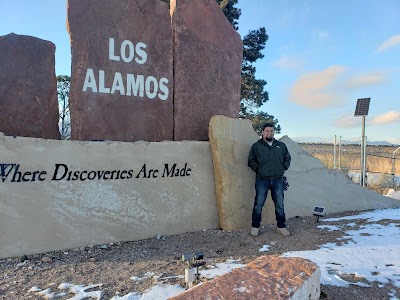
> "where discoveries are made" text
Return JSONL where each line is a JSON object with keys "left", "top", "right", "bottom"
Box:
{"left": 0, "top": 163, "right": 191, "bottom": 183}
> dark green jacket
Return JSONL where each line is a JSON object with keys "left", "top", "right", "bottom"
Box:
{"left": 248, "top": 138, "right": 291, "bottom": 179}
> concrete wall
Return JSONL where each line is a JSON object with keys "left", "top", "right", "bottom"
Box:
{"left": 0, "top": 132, "right": 218, "bottom": 258}
{"left": 3, "top": 116, "right": 399, "bottom": 258}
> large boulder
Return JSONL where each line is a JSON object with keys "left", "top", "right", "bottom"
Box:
{"left": 67, "top": 0, "right": 173, "bottom": 142}
{"left": 171, "top": 0, "right": 242, "bottom": 141}
{"left": 0, "top": 33, "right": 60, "bottom": 140}
{"left": 170, "top": 256, "right": 321, "bottom": 300}
{"left": 208, "top": 115, "right": 260, "bottom": 230}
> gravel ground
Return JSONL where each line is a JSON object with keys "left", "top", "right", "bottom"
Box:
{"left": 1, "top": 210, "right": 399, "bottom": 300}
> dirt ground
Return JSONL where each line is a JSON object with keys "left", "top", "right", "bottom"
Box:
{"left": 1, "top": 210, "right": 399, "bottom": 300}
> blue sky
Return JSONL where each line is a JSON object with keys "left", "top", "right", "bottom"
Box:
{"left": 0, "top": 0, "right": 399, "bottom": 144}
{"left": 237, "top": 0, "right": 400, "bottom": 144}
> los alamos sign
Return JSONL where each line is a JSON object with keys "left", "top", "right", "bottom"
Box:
{"left": 67, "top": 0, "right": 174, "bottom": 142}
{"left": 67, "top": 0, "right": 242, "bottom": 142}
{"left": 82, "top": 38, "right": 169, "bottom": 101}
{"left": 0, "top": 163, "right": 192, "bottom": 183}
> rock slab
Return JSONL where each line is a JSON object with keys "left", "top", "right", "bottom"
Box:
{"left": 208, "top": 115, "right": 272, "bottom": 230}
{"left": 171, "top": 0, "right": 242, "bottom": 141}
{"left": 0, "top": 33, "right": 60, "bottom": 139}
{"left": 170, "top": 256, "right": 321, "bottom": 300}
{"left": 67, "top": 0, "right": 173, "bottom": 142}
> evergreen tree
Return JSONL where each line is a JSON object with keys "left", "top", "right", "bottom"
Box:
{"left": 57, "top": 75, "right": 71, "bottom": 140}
{"left": 216, "top": 0, "right": 241, "bottom": 30}
{"left": 217, "top": 1, "right": 279, "bottom": 133}
{"left": 246, "top": 111, "right": 281, "bottom": 135}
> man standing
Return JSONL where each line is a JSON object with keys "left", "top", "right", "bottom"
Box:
{"left": 247, "top": 123, "right": 291, "bottom": 237}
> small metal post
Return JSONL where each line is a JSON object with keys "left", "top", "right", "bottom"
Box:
{"left": 338, "top": 136, "right": 342, "bottom": 170}
{"left": 333, "top": 135, "right": 337, "bottom": 169}
{"left": 392, "top": 146, "right": 400, "bottom": 188}
{"left": 360, "top": 116, "right": 366, "bottom": 186}
{"left": 363, "top": 135, "right": 367, "bottom": 187}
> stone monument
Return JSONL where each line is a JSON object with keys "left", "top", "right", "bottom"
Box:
{"left": 67, "top": 0, "right": 174, "bottom": 142}
{"left": 67, "top": 0, "right": 242, "bottom": 142}
{"left": 0, "top": 33, "right": 60, "bottom": 140}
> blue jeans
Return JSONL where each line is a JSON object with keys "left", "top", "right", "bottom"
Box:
{"left": 252, "top": 177, "right": 286, "bottom": 229}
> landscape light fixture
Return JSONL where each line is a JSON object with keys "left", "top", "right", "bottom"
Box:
{"left": 354, "top": 98, "right": 371, "bottom": 187}
{"left": 181, "top": 251, "right": 205, "bottom": 289}
{"left": 313, "top": 206, "right": 325, "bottom": 223}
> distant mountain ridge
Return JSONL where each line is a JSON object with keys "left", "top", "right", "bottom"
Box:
{"left": 289, "top": 136, "right": 399, "bottom": 146}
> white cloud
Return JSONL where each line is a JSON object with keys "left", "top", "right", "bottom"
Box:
{"left": 334, "top": 115, "right": 361, "bottom": 128}
{"left": 280, "top": 4, "right": 310, "bottom": 27}
{"left": 343, "top": 73, "right": 387, "bottom": 89}
{"left": 369, "top": 111, "right": 400, "bottom": 125}
{"left": 377, "top": 34, "right": 400, "bottom": 52}
{"left": 289, "top": 65, "right": 347, "bottom": 109}
{"left": 315, "top": 31, "right": 329, "bottom": 40}
{"left": 280, "top": 8, "right": 296, "bottom": 26}
{"left": 387, "top": 138, "right": 400, "bottom": 145}
{"left": 271, "top": 55, "right": 304, "bottom": 70}
{"left": 336, "top": 111, "right": 400, "bottom": 128}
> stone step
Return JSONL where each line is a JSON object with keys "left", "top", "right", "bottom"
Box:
{"left": 169, "top": 256, "right": 321, "bottom": 300}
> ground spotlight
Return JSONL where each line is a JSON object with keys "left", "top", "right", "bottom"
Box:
{"left": 181, "top": 251, "right": 205, "bottom": 289}
{"left": 313, "top": 206, "right": 325, "bottom": 223}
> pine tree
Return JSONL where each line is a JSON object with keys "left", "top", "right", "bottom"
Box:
{"left": 217, "top": 1, "right": 279, "bottom": 132}
{"left": 216, "top": 0, "right": 241, "bottom": 30}
{"left": 57, "top": 75, "right": 71, "bottom": 140}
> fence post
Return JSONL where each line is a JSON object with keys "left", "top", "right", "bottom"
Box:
{"left": 333, "top": 135, "right": 337, "bottom": 169}
{"left": 338, "top": 136, "right": 342, "bottom": 170}
{"left": 393, "top": 146, "right": 400, "bottom": 188}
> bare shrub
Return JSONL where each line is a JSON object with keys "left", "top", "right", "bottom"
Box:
{"left": 366, "top": 173, "right": 393, "bottom": 188}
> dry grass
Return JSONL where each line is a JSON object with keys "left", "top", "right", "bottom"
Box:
{"left": 310, "top": 152, "right": 399, "bottom": 175}
{"left": 299, "top": 143, "right": 400, "bottom": 175}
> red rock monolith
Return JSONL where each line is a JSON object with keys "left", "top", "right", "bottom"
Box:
{"left": 0, "top": 33, "right": 60, "bottom": 139}
{"left": 67, "top": 0, "right": 173, "bottom": 142}
{"left": 171, "top": 0, "right": 243, "bottom": 141}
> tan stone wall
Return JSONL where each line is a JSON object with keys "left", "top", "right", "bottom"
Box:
{"left": 0, "top": 133, "right": 218, "bottom": 258}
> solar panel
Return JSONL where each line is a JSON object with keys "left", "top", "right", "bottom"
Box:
{"left": 354, "top": 98, "right": 371, "bottom": 116}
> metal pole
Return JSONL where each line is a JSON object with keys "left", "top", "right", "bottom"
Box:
{"left": 360, "top": 116, "right": 366, "bottom": 186}
{"left": 338, "top": 136, "right": 342, "bottom": 170}
{"left": 363, "top": 136, "right": 367, "bottom": 187}
{"left": 333, "top": 135, "right": 337, "bottom": 169}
